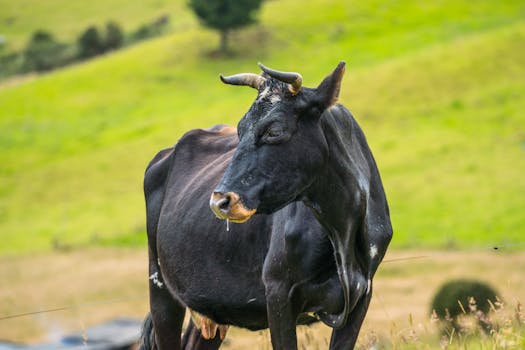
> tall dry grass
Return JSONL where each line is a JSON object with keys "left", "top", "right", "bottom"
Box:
{"left": 1, "top": 249, "right": 524, "bottom": 348}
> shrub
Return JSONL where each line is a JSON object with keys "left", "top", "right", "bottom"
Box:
{"left": 0, "top": 52, "right": 23, "bottom": 78}
{"left": 77, "top": 26, "right": 104, "bottom": 59}
{"left": 130, "top": 15, "right": 170, "bottom": 42}
{"left": 23, "top": 30, "right": 70, "bottom": 72}
{"left": 431, "top": 279, "right": 499, "bottom": 334}
{"left": 104, "top": 21, "right": 124, "bottom": 51}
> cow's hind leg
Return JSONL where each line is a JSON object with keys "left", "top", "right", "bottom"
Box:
{"left": 182, "top": 319, "right": 224, "bottom": 350}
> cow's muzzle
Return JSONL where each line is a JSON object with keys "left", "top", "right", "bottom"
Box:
{"left": 210, "top": 191, "right": 256, "bottom": 223}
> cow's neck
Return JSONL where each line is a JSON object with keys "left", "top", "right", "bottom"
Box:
{"left": 306, "top": 106, "right": 368, "bottom": 237}
{"left": 303, "top": 105, "right": 369, "bottom": 327}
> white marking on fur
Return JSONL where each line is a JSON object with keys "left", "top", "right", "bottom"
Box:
{"left": 258, "top": 86, "right": 270, "bottom": 100}
{"left": 149, "top": 272, "right": 164, "bottom": 288}
{"left": 226, "top": 219, "right": 230, "bottom": 232}
{"left": 270, "top": 94, "right": 281, "bottom": 104}
{"left": 370, "top": 244, "right": 378, "bottom": 259}
{"left": 367, "top": 279, "right": 371, "bottom": 294}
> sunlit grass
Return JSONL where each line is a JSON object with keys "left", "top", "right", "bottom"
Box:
{"left": 355, "top": 299, "right": 525, "bottom": 349}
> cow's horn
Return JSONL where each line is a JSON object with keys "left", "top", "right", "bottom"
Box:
{"left": 258, "top": 62, "right": 302, "bottom": 94}
{"left": 220, "top": 73, "right": 265, "bottom": 90}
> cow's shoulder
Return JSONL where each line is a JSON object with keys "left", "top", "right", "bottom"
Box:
{"left": 144, "top": 124, "right": 237, "bottom": 196}
{"left": 175, "top": 124, "right": 237, "bottom": 156}
{"left": 166, "top": 125, "right": 238, "bottom": 175}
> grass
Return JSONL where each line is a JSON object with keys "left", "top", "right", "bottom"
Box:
{"left": 0, "top": 0, "right": 524, "bottom": 255}
{"left": 1, "top": 248, "right": 523, "bottom": 347}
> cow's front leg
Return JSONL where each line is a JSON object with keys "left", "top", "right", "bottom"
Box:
{"left": 265, "top": 280, "right": 298, "bottom": 350}
{"left": 329, "top": 286, "right": 373, "bottom": 350}
{"left": 148, "top": 252, "right": 186, "bottom": 350}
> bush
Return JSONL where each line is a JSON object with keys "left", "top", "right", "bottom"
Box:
{"left": 431, "top": 279, "right": 499, "bottom": 333}
{"left": 0, "top": 52, "right": 24, "bottom": 78}
{"left": 130, "top": 15, "right": 170, "bottom": 42}
{"left": 77, "top": 26, "right": 104, "bottom": 59}
{"left": 104, "top": 21, "right": 124, "bottom": 51}
{"left": 23, "top": 30, "right": 70, "bottom": 72}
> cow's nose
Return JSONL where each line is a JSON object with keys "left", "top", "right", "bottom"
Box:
{"left": 210, "top": 191, "right": 239, "bottom": 218}
{"left": 210, "top": 191, "right": 257, "bottom": 223}
{"left": 216, "top": 194, "right": 231, "bottom": 212}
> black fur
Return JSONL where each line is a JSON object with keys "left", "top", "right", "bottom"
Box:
{"left": 140, "top": 63, "right": 392, "bottom": 350}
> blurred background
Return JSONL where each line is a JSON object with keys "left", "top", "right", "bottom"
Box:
{"left": 0, "top": 0, "right": 524, "bottom": 348}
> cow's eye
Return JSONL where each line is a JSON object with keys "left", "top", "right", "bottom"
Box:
{"left": 262, "top": 124, "right": 285, "bottom": 144}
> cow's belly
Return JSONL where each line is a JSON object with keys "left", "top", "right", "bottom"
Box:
{"left": 166, "top": 263, "right": 268, "bottom": 330}
{"left": 157, "top": 214, "right": 271, "bottom": 330}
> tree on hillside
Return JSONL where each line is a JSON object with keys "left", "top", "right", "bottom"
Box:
{"left": 188, "top": 0, "right": 264, "bottom": 54}
{"left": 77, "top": 26, "right": 104, "bottom": 59}
{"left": 23, "top": 30, "right": 69, "bottom": 72}
{"left": 104, "top": 21, "right": 124, "bottom": 51}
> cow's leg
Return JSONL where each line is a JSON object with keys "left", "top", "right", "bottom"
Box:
{"left": 148, "top": 249, "right": 186, "bottom": 350}
{"left": 181, "top": 319, "right": 224, "bottom": 350}
{"left": 263, "top": 240, "right": 298, "bottom": 349}
{"left": 263, "top": 245, "right": 297, "bottom": 349}
{"left": 149, "top": 287, "right": 185, "bottom": 350}
{"left": 264, "top": 280, "right": 298, "bottom": 350}
{"left": 328, "top": 286, "right": 373, "bottom": 350}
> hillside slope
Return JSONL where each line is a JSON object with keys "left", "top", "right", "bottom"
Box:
{"left": 0, "top": 0, "right": 194, "bottom": 52}
{"left": 0, "top": 0, "right": 524, "bottom": 254}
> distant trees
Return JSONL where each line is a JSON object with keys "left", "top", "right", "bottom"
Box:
{"left": 131, "top": 15, "right": 170, "bottom": 41}
{"left": 104, "top": 21, "right": 125, "bottom": 51}
{"left": 77, "top": 21, "right": 124, "bottom": 59}
{"left": 188, "top": 0, "right": 264, "bottom": 54}
{"left": 1, "top": 15, "right": 168, "bottom": 79}
{"left": 23, "top": 30, "right": 70, "bottom": 71}
{"left": 77, "top": 26, "right": 104, "bottom": 59}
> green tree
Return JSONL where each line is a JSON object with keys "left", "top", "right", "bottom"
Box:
{"left": 23, "top": 30, "right": 69, "bottom": 72}
{"left": 77, "top": 26, "right": 104, "bottom": 59}
{"left": 188, "top": 0, "right": 263, "bottom": 54}
{"left": 104, "top": 21, "right": 124, "bottom": 51}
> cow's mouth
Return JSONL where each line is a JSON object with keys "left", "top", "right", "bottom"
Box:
{"left": 210, "top": 191, "right": 257, "bottom": 223}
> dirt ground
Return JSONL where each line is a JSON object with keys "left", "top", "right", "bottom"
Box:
{"left": 1, "top": 248, "right": 523, "bottom": 348}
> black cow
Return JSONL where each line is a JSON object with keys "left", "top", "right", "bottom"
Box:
{"left": 139, "top": 62, "right": 392, "bottom": 350}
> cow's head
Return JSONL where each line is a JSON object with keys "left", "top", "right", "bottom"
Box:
{"left": 210, "top": 62, "right": 345, "bottom": 222}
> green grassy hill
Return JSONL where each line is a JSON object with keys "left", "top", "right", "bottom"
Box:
{"left": 1, "top": 0, "right": 524, "bottom": 254}
{"left": 0, "top": 0, "right": 193, "bottom": 52}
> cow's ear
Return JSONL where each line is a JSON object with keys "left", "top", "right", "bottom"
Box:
{"left": 315, "top": 61, "right": 346, "bottom": 108}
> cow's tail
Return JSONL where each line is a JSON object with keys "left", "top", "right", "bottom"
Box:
{"left": 138, "top": 313, "right": 156, "bottom": 350}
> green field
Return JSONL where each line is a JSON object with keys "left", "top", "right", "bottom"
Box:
{"left": 0, "top": 0, "right": 193, "bottom": 52}
{"left": 1, "top": 0, "right": 524, "bottom": 255}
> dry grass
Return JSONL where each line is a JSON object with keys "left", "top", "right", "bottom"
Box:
{"left": 1, "top": 248, "right": 524, "bottom": 348}
{"left": 220, "top": 250, "right": 525, "bottom": 349}
{"left": 0, "top": 248, "right": 149, "bottom": 342}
